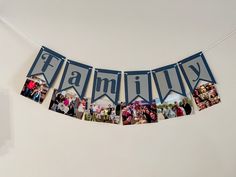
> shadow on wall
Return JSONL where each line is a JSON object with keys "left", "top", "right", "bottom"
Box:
{"left": 0, "top": 89, "right": 13, "bottom": 156}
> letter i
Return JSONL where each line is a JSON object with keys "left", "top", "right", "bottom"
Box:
{"left": 135, "top": 76, "right": 141, "bottom": 94}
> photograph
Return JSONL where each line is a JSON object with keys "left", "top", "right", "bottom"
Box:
{"left": 122, "top": 100, "right": 158, "bottom": 125}
{"left": 156, "top": 93, "right": 194, "bottom": 120}
{"left": 84, "top": 97, "right": 122, "bottom": 124}
{"left": 192, "top": 82, "right": 221, "bottom": 111}
{"left": 49, "top": 89, "right": 87, "bottom": 119}
{"left": 20, "top": 75, "right": 49, "bottom": 104}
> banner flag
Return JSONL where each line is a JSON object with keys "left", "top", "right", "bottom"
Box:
{"left": 27, "top": 46, "right": 65, "bottom": 87}
{"left": 57, "top": 60, "right": 93, "bottom": 99}
{"left": 152, "top": 63, "right": 186, "bottom": 103}
{"left": 91, "top": 69, "right": 121, "bottom": 105}
{"left": 124, "top": 70, "right": 152, "bottom": 105}
{"left": 178, "top": 52, "right": 216, "bottom": 93}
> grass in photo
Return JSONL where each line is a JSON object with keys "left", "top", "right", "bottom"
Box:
{"left": 49, "top": 89, "right": 87, "bottom": 119}
{"left": 20, "top": 75, "right": 49, "bottom": 104}
{"left": 84, "top": 97, "right": 121, "bottom": 124}
{"left": 192, "top": 82, "right": 221, "bottom": 111}
{"left": 156, "top": 93, "right": 194, "bottom": 120}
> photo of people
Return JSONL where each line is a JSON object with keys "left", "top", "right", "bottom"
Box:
{"left": 20, "top": 76, "right": 49, "bottom": 104}
{"left": 193, "top": 82, "right": 221, "bottom": 111}
{"left": 156, "top": 93, "right": 194, "bottom": 120}
{"left": 122, "top": 100, "right": 158, "bottom": 125}
{"left": 49, "top": 89, "right": 87, "bottom": 119}
{"left": 84, "top": 98, "right": 121, "bottom": 124}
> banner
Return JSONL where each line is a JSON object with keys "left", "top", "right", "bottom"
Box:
{"left": 27, "top": 46, "right": 65, "bottom": 87}
{"left": 57, "top": 60, "right": 93, "bottom": 100}
{"left": 152, "top": 63, "right": 186, "bottom": 103}
{"left": 91, "top": 69, "right": 121, "bottom": 105}
{"left": 178, "top": 52, "right": 216, "bottom": 93}
{"left": 124, "top": 70, "right": 152, "bottom": 105}
{"left": 21, "top": 46, "right": 65, "bottom": 104}
{"left": 20, "top": 46, "right": 221, "bottom": 124}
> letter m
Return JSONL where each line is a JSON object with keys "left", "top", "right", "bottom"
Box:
{"left": 96, "top": 77, "right": 116, "bottom": 93}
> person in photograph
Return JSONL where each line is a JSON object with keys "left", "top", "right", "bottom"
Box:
{"left": 67, "top": 102, "right": 76, "bottom": 117}
{"left": 198, "top": 102, "right": 207, "bottom": 111}
{"left": 31, "top": 85, "right": 43, "bottom": 103}
{"left": 174, "top": 101, "right": 185, "bottom": 117}
{"left": 88, "top": 104, "right": 95, "bottom": 121}
{"left": 122, "top": 107, "right": 133, "bottom": 125}
{"left": 182, "top": 98, "right": 192, "bottom": 115}
{"left": 150, "top": 111, "right": 158, "bottom": 123}
{"left": 199, "top": 85, "right": 207, "bottom": 94}
{"left": 107, "top": 104, "right": 112, "bottom": 117}
{"left": 100, "top": 108, "right": 105, "bottom": 121}
{"left": 116, "top": 102, "right": 124, "bottom": 116}
{"left": 166, "top": 106, "right": 176, "bottom": 118}
{"left": 23, "top": 79, "right": 36, "bottom": 97}
{"left": 205, "top": 100, "right": 211, "bottom": 108}
{"left": 162, "top": 106, "right": 168, "bottom": 119}
{"left": 76, "top": 99, "right": 86, "bottom": 119}
{"left": 110, "top": 107, "right": 117, "bottom": 124}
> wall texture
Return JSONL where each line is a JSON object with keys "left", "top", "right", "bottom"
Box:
{"left": 0, "top": 0, "right": 236, "bottom": 177}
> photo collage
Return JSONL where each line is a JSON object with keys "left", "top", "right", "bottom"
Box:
{"left": 23, "top": 76, "right": 221, "bottom": 124}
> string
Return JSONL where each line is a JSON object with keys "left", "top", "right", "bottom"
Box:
{"left": 202, "top": 28, "right": 236, "bottom": 53}
{"left": 0, "top": 16, "right": 41, "bottom": 47}
{"left": 1, "top": 15, "right": 236, "bottom": 54}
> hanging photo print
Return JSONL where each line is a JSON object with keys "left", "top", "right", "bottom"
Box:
{"left": 152, "top": 63, "right": 186, "bottom": 103}
{"left": 49, "top": 60, "right": 92, "bottom": 118}
{"left": 155, "top": 93, "right": 194, "bottom": 120}
{"left": 121, "top": 100, "right": 158, "bottom": 125}
{"left": 21, "top": 46, "right": 65, "bottom": 103}
{"left": 124, "top": 70, "right": 153, "bottom": 105}
{"left": 49, "top": 89, "right": 88, "bottom": 119}
{"left": 178, "top": 52, "right": 220, "bottom": 110}
{"left": 84, "top": 97, "right": 122, "bottom": 124}
{"left": 192, "top": 82, "right": 221, "bottom": 111}
{"left": 91, "top": 69, "right": 121, "bottom": 105}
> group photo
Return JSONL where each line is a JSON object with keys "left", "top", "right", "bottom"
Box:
{"left": 49, "top": 89, "right": 87, "bottom": 119}
{"left": 122, "top": 100, "right": 158, "bottom": 125}
{"left": 84, "top": 98, "right": 122, "bottom": 124}
{"left": 20, "top": 75, "right": 49, "bottom": 104}
{"left": 156, "top": 93, "right": 194, "bottom": 120}
{"left": 193, "top": 82, "right": 221, "bottom": 111}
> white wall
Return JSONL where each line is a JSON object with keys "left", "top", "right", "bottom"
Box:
{"left": 0, "top": 0, "right": 236, "bottom": 177}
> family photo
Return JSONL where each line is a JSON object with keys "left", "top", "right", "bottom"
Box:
{"left": 122, "top": 100, "right": 158, "bottom": 125}
{"left": 20, "top": 76, "right": 49, "bottom": 104}
{"left": 193, "top": 82, "right": 221, "bottom": 111}
{"left": 156, "top": 93, "right": 194, "bottom": 120}
{"left": 84, "top": 98, "right": 121, "bottom": 124}
{"left": 49, "top": 89, "right": 87, "bottom": 119}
